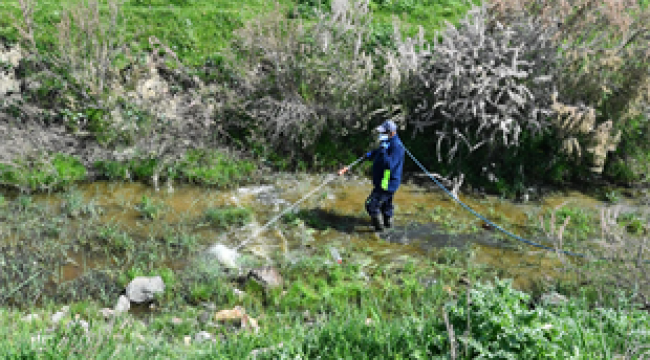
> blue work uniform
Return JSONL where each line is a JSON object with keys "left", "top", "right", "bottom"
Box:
{"left": 365, "top": 135, "right": 405, "bottom": 219}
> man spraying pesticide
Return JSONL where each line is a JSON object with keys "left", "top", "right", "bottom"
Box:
{"left": 339, "top": 120, "right": 405, "bottom": 232}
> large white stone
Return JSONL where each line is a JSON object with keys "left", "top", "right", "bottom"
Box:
{"left": 125, "top": 276, "right": 165, "bottom": 303}
{"left": 0, "top": 71, "right": 19, "bottom": 96}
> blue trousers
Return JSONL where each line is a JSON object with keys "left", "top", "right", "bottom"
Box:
{"left": 365, "top": 188, "right": 394, "bottom": 218}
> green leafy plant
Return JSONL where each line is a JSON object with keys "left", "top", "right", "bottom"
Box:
{"left": 441, "top": 279, "right": 560, "bottom": 358}
{"left": 95, "top": 223, "right": 135, "bottom": 253}
{"left": 617, "top": 212, "right": 647, "bottom": 236}
{"left": 546, "top": 206, "right": 597, "bottom": 241}
{"left": 93, "top": 160, "right": 131, "bottom": 180}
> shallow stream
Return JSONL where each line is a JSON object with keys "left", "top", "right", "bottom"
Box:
{"left": 3, "top": 174, "right": 649, "bottom": 292}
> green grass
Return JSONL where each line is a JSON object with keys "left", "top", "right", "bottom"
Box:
{"left": 0, "top": 0, "right": 277, "bottom": 67}
{"left": 59, "top": 187, "right": 104, "bottom": 218}
{"left": 93, "top": 148, "right": 256, "bottom": 188}
{"left": 177, "top": 149, "right": 256, "bottom": 187}
{"left": 0, "top": 275, "right": 648, "bottom": 358}
{"left": 0, "top": 0, "right": 480, "bottom": 68}
{"left": 136, "top": 194, "right": 166, "bottom": 220}
{"left": 203, "top": 206, "right": 253, "bottom": 228}
{"left": 0, "top": 153, "right": 87, "bottom": 192}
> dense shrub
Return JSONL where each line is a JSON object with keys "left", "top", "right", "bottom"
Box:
{"left": 386, "top": 4, "right": 559, "bottom": 163}
{"left": 222, "top": 0, "right": 392, "bottom": 160}
{"left": 488, "top": 0, "right": 650, "bottom": 181}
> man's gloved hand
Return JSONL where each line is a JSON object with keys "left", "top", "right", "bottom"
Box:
{"left": 366, "top": 151, "right": 372, "bottom": 158}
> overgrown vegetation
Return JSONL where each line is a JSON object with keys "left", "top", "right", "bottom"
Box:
{"left": 0, "top": 153, "right": 87, "bottom": 193}
{"left": 1, "top": 0, "right": 649, "bottom": 194}
{"left": 0, "top": 174, "right": 648, "bottom": 357}
{"left": 1, "top": 0, "right": 650, "bottom": 357}
{"left": 1, "top": 254, "right": 649, "bottom": 357}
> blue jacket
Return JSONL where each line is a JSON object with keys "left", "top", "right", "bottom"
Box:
{"left": 368, "top": 135, "right": 405, "bottom": 193}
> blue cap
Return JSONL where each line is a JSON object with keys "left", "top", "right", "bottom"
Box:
{"left": 376, "top": 120, "right": 397, "bottom": 133}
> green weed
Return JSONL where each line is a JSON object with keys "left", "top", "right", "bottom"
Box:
{"left": 203, "top": 206, "right": 253, "bottom": 228}
{"left": 93, "top": 160, "right": 132, "bottom": 180}
{"left": 604, "top": 189, "right": 622, "bottom": 204}
{"left": 542, "top": 206, "right": 598, "bottom": 242}
{"left": 0, "top": 153, "right": 86, "bottom": 192}
{"left": 617, "top": 212, "right": 647, "bottom": 235}
{"left": 178, "top": 149, "right": 255, "bottom": 188}
{"left": 136, "top": 195, "right": 165, "bottom": 220}
{"left": 93, "top": 223, "right": 136, "bottom": 254}
{"left": 59, "top": 188, "right": 103, "bottom": 218}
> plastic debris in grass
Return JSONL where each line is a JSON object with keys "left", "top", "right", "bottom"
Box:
{"left": 207, "top": 243, "right": 240, "bottom": 269}
{"left": 329, "top": 247, "right": 342, "bottom": 264}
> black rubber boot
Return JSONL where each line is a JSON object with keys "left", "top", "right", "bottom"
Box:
{"left": 371, "top": 215, "right": 384, "bottom": 232}
{"left": 383, "top": 216, "right": 393, "bottom": 229}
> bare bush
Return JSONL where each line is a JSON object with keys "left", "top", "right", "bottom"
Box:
{"left": 384, "top": 4, "right": 559, "bottom": 163}
{"left": 223, "top": 0, "right": 384, "bottom": 155}
{"left": 549, "top": 92, "right": 621, "bottom": 173}
{"left": 489, "top": 0, "right": 650, "bottom": 149}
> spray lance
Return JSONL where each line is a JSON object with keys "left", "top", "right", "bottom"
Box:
{"left": 337, "top": 155, "right": 366, "bottom": 176}
{"left": 235, "top": 155, "right": 367, "bottom": 252}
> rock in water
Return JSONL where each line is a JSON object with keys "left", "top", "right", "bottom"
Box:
{"left": 207, "top": 243, "right": 240, "bottom": 269}
{"left": 125, "top": 276, "right": 165, "bottom": 303}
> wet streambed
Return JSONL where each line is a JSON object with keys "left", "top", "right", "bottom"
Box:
{"left": 2, "top": 174, "right": 649, "bottom": 294}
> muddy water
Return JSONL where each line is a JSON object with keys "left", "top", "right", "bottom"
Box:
{"left": 8, "top": 175, "right": 646, "bottom": 291}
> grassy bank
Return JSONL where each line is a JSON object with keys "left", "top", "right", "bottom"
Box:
{"left": 0, "top": 148, "right": 256, "bottom": 193}
{"left": 2, "top": 0, "right": 649, "bottom": 195}
{"left": 0, "top": 0, "right": 483, "bottom": 194}
{"left": 2, "top": 268, "right": 649, "bottom": 358}
{"left": 0, "top": 0, "right": 479, "bottom": 67}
